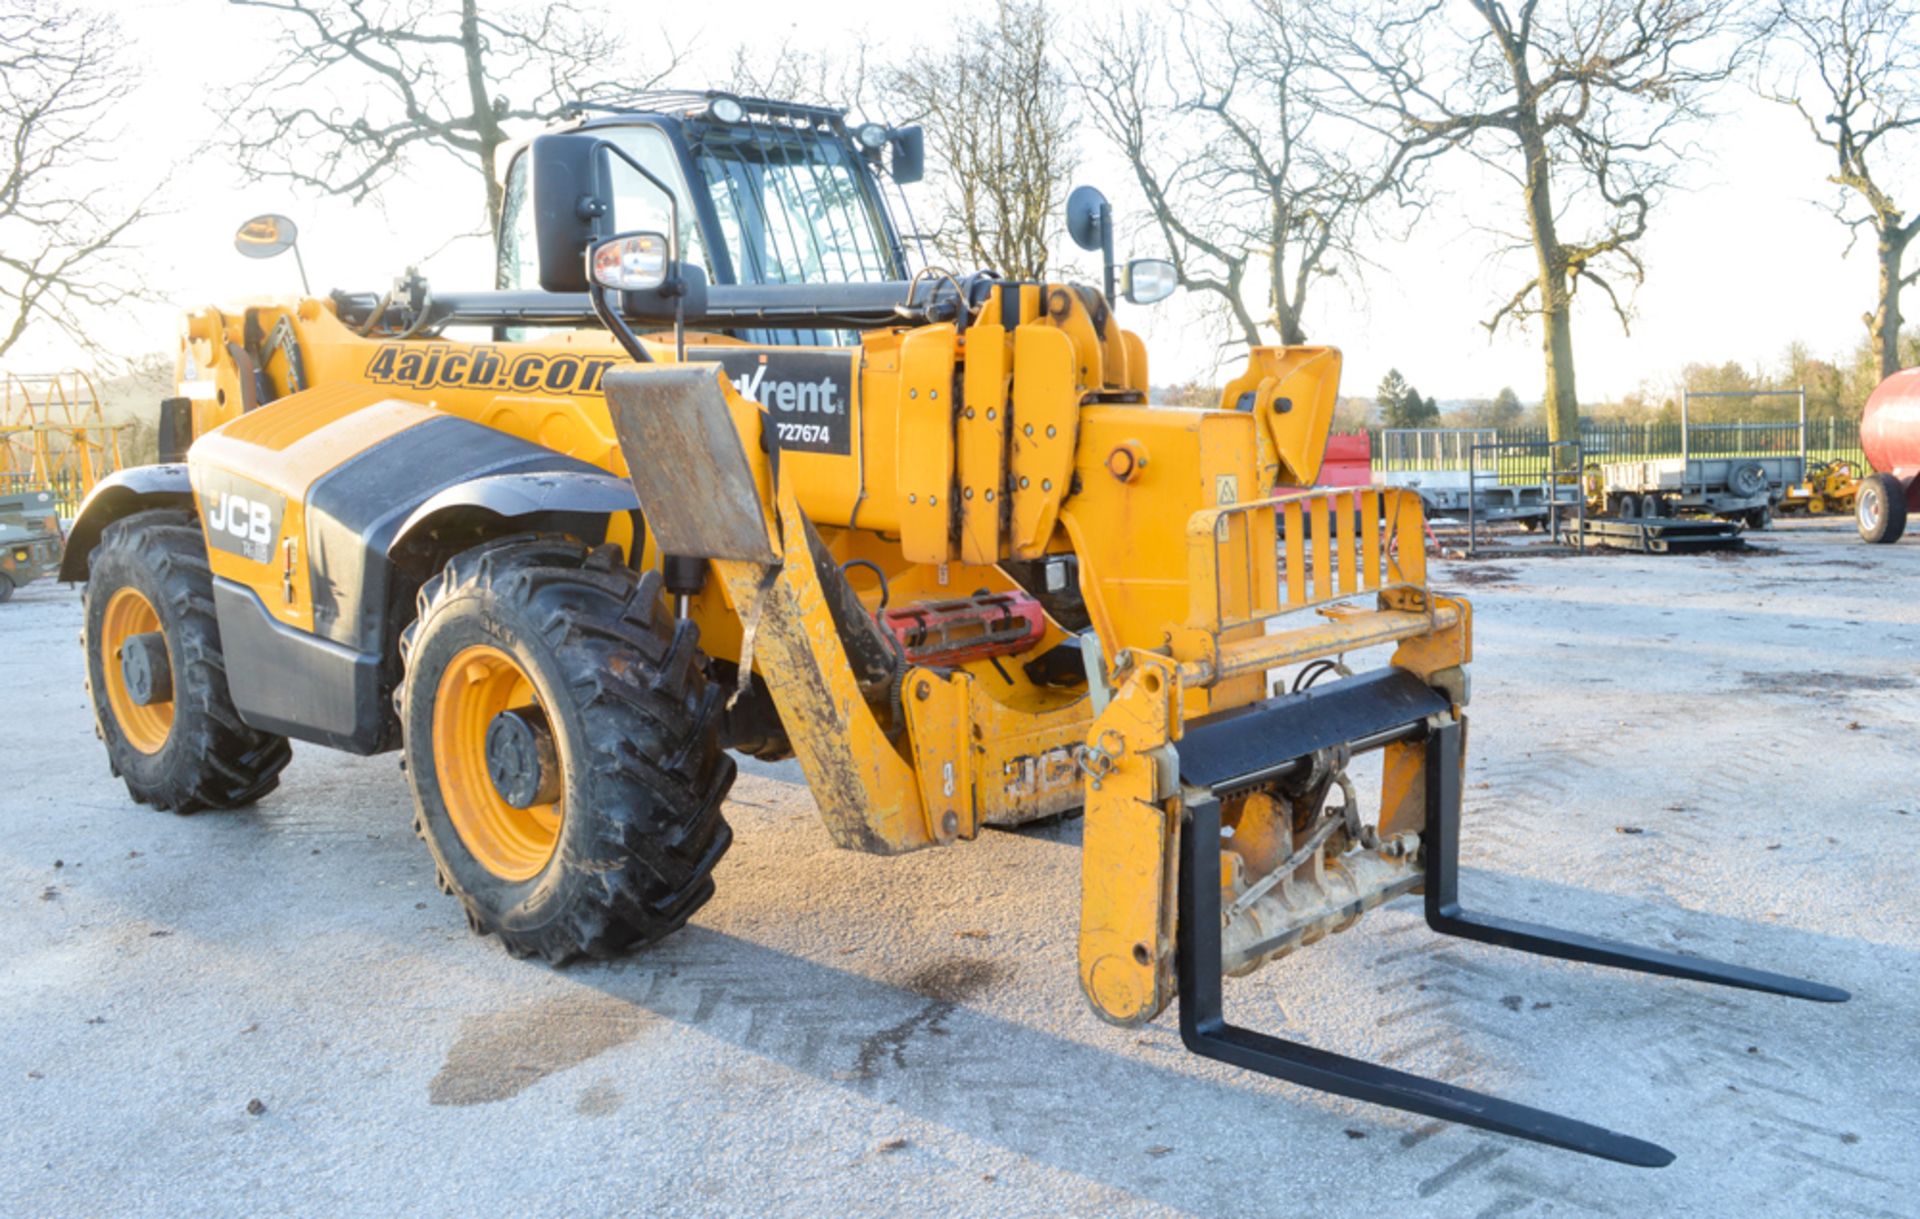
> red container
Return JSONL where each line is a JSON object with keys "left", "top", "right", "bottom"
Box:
{"left": 1862, "top": 368, "right": 1920, "bottom": 497}
{"left": 1317, "top": 432, "right": 1374, "bottom": 488}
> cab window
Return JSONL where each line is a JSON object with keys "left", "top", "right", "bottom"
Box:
{"left": 497, "top": 125, "right": 709, "bottom": 291}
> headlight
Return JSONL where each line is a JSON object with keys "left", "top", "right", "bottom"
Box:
{"left": 591, "top": 233, "right": 670, "bottom": 291}
{"left": 708, "top": 95, "right": 746, "bottom": 124}
{"left": 855, "top": 122, "right": 889, "bottom": 151}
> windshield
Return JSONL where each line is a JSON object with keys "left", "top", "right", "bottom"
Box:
{"left": 689, "top": 127, "right": 898, "bottom": 286}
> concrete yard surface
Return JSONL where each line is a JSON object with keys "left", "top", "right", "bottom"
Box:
{"left": 3, "top": 515, "right": 1917, "bottom": 1217}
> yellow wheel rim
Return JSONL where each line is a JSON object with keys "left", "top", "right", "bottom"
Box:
{"left": 102, "top": 586, "right": 173, "bottom": 755}
{"left": 432, "top": 644, "right": 563, "bottom": 882}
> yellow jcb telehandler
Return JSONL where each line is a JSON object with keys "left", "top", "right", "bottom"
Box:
{"left": 61, "top": 92, "right": 1843, "bottom": 1165}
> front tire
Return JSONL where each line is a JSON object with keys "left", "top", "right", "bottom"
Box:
{"left": 81, "top": 510, "right": 292, "bottom": 812}
{"left": 399, "top": 536, "right": 734, "bottom": 963}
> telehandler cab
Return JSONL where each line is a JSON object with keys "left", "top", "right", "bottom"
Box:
{"left": 64, "top": 92, "right": 1843, "bottom": 1165}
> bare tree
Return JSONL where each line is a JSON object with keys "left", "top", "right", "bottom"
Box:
{"left": 0, "top": 0, "right": 154, "bottom": 360}
{"left": 1081, "top": 4, "right": 1425, "bottom": 352}
{"left": 1760, "top": 0, "right": 1920, "bottom": 381}
{"left": 885, "top": 0, "right": 1074, "bottom": 279}
{"left": 1319, "top": 1, "right": 1740, "bottom": 442}
{"left": 722, "top": 38, "right": 872, "bottom": 112}
{"left": 225, "top": 0, "right": 679, "bottom": 256}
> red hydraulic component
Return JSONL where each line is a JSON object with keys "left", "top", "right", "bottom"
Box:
{"left": 1862, "top": 368, "right": 1920, "bottom": 498}
{"left": 877, "top": 591, "right": 1047, "bottom": 667}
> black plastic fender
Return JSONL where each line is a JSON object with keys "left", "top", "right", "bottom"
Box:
{"left": 388, "top": 469, "right": 639, "bottom": 563}
{"left": 58, "top": 464, "right": 194, "bottom": 583}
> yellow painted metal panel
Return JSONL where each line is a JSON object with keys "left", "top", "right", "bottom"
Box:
{"left": 1309, "top": 494, "right": 1332, "bottom": 601}
{"left": 893, "top": 324, "right": 959, "bottom": 564}
{"left": 191, "top": 385, "right": 435, "bottom": 631}
{"left": 1179, "top": 604, "right": 1461, "bottom": 688}
{"left": 1009, "top": 324, "right": 1080, "bottom": 558}
{"left": 903, "top": 669, "right": 975, "bottom": 841}
{"left": 1119, "top": 328, "right": 1149, "bottom": 392}
{"left": 1078, "top": 660, "right": 1180, "bottom": 1026}
{"left": 957, "top": 322, "right": 1010, "bottom": 565}
{"left": 1217, "top": 345, "right": 1344, "bottom": 487}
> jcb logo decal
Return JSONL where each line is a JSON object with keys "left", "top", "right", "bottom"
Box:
{"left": 209, "top": 492, "right": 273, "bottom": 545}
{"left": 198, "top": 472, "right": 284, "bottom": 564}
{"left": 364, "top": 345, "right": 618, "bottom": 396}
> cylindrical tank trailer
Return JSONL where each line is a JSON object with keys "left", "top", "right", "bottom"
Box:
{"left": 1857, "top": 368, "right": 1920, "bottom": 544}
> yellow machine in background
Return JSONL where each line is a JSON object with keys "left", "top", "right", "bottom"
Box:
{"left": 60, "top": 92, "right": 1841, "bottom": 1166}
{"left": 1780, "top": 458, "right": 1863, "bottom": 515}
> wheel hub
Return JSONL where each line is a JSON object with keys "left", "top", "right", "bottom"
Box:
{"left": 101, "top": 585, "right": 174, "bottom": 754}
{"left": 484, "top": 705, "right": 560, "bottom": 810}
{"left": 119, "top": 631, "right": 172, "bottom": 707}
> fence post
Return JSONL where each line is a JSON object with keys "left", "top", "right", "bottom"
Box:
{"left": 1680, "top": 389, "right": 1690, "bottom": 469}
{"left": 1797, "top": 386, "right": 1807, "bottom": 469}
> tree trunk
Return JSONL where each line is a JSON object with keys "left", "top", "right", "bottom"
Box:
{"left": 482, "top": 145, "right": 505, "bottom": 234}
{"left": 1539, "top": 290, "right": 1579, "bottom": 442}
{"left": 458, "top": 0, "right": 505, "bottom": 236}
{"left": 1518, "top": 122, "right": 1580, "bottom": 442}
{"left": 1871, "top": 224, "right": 1908, "bottom": 381}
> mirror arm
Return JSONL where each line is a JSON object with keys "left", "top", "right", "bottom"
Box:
{"left": 1099, "top": 201, "right": 1116, "bottom": 307}
{"left": 291, "top": 242, "right": 312, "bottom": 296}
{"left": 587, "top": 277, "right": 653, "bottom": 365}
{"left": 594, "top": 139, "right": 687, "bottom": 361}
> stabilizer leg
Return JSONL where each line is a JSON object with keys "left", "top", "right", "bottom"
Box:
{"left": 1420, "top": 721, "right": 1849, "bottom": 1004}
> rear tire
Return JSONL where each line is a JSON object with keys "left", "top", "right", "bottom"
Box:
{"left": 1857, "top": 473, "right": 1908, "bottom": 544}
{"left": 0, "top": 572, "right": 13, "bottom": 603}
{"left": 399, "top": 536, "right": 734, "bottom": 963}
{"left": 81, "top": 510, "right": 292, "bottom": 812}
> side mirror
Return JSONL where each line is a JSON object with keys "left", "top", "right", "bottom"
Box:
{"left": 589, "top": 234, "right": 709, "bottom": 320}
{"left": 1123, "top": 259, "right": 1178, "bottom": 305}
{"left": 1065, "top": 185, "right": 1109, "bottom": 254}
{"left": 531, "top": 133, "right": 612, "bottom": 293}
{"left": 591, "top": 232, "right": 671, "bottom": 292}
{"left": 888, "top": 126, "right": 925, "bottom": 185}
{"left": 233, "top": 213, "right": 311, "bottom": 293}
{"left": 234, "top": 214, "right": 297, "bottom": 259}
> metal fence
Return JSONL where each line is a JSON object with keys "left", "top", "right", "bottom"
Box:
{"left": 0, "top": 470, "right": 90, "bottom": 518}
{"left": 1378, "top": 418, "right": 1866, "bottom": 486}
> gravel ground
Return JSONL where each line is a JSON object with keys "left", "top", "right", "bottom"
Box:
{"left": 2, "top": 515, "right": 1917, "bottom": 1217}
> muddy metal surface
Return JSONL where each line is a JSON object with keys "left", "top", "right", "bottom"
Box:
{"left": 2, "top": 516, "right": 1917, "bottom": 1217}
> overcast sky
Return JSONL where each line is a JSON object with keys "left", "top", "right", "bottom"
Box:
{"left": 23, "top": 0, "right": 1910, "bottom": 406}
